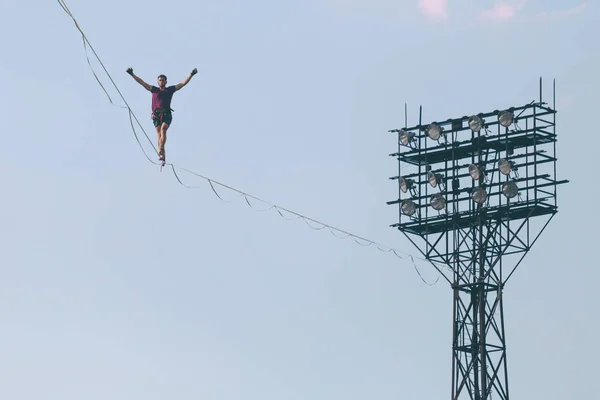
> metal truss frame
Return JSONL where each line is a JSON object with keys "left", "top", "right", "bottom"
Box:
{"left": 387, "top": 79, "right": 568, "bottom": 399}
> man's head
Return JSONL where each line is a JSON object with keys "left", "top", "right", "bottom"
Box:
{"left": 157, "top": 74, "right": 167, "bottom": 88}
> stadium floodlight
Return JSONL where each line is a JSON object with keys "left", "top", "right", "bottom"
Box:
{"left": 468, "top": 115, "right": 484, "bottom": 132}
{"left": 431, "top": 194, "right": 446, "bottom": 211}
{"left": 399, "top": 177, "right": 414, "bottom": 193}
{"left": 399, "top": 129, "right": 416, "bottom": 146}
{"left": 498, "top": 158, "right": 515, "bottom": 175}
{"left": 401, "top": 199, "right": 417, "bottom": 216}
{"left": 468, "top": 164, "right": 484, "bottom": 181}
{"left": 472, "top": 186, "right": 488, "bottom": 204}
{"left": 428, "top": 171, "right": 444, "bottom": 188}
{"left": 426, "top": 123, "right": 442, "bottom": 141}
{"left": 502, "top": 181, "right": 519, "bottom": 199}
{"left": 498, "top": 110, "right": 514, "bottom": 127}
{"left": 388, "top": 80, "right": 569, "bottom": 400}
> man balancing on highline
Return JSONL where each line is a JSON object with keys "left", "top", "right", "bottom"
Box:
{"left": 126, "top": 67, "right": 197, "bottom": 163}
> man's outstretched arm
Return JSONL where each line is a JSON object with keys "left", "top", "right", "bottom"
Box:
{"left": 175, "top": 68, "right": 198, "bottom": 91}
{"left": 126, "top": 67, "right": 152, "bottom": 91}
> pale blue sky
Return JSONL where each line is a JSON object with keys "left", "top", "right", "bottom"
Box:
{"left": 1, "top": 0, "right": 599, "bottom": 399}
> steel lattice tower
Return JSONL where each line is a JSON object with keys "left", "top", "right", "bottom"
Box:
{"left": 387, "top": 79, "right": 567, "bottom": 399}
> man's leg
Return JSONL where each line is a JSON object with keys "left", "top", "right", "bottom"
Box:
{"left": 159, "top": 122, "right": 169, "bottom": 160}
{"left": 155, "top": 125, "right": 164, "bottom": 160}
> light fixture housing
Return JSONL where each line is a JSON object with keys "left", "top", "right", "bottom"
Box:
{"left": 502, "top": 181, "right": 519, "bottom": 199}
{"left": 468, "top": 115, "right": 484, "bottom": 132}
{"left": 428, "top": 171, "right": 443, "bottom": 188}
{"left": 498, "top": 158, "right": 515, "bottom": 175}
{"left": 472, "top": 186, "right": 488, "bottom": 204}
{"left": 399, "top": 129, "right": 415, "bottom": 146}
{"left": 426, "top": 124, "right": 442, "bottom": 141}
{"left": 431, "top": 194, "right": 446, "bottom": 211}
{"left": 401, "top": 199, "right": 417, "bottom": 216}
{"left": 498, "top": 110, "right": 514, "bottom": 127}
{"left": 468, "top": 164, "right": 483, "bottom": 181}
{"left": 399, "top": 177, "right": 413, "bottom": 193}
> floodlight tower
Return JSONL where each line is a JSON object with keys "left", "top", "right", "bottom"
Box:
{"left": 387, "top": 79, "right": 568, "bottom": 400}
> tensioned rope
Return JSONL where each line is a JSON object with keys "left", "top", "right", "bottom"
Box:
{"left": 57, "top": 0, "right": 446, "bottom": 286}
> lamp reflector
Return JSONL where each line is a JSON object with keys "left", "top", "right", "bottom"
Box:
{"left": 468, "top": 115, "right": 484, "bottom": 132}
{"left": 401, "top": 199, "right": 417, "bottom": 216}
{"left": 431, "top": 194, "right": 446, "bottom": 211}
{"left": 399, "top": 177, "right": 412, "bottom": 193}
{"left": 426, "top": 124, "right": 442, "bottom": 141}
{"left": 468, "top": 164, "right": 482, "bottom": 180}
{"left": 498, "top": 158, "right": 513, "bottom": 175}
{"left": 502, "top": 181, "right": 518, "bottom": 199}
{"left": 428, "top": 171, "right": 441, "bottom": 188}
{"left": 472, "top": 187, "right": 487, "bottom": 204}
{"left": 399, "top": 130, "right": 415, "bottom": 146}
{"left": 498, "top": 111, "right": 514, "bottom": 127}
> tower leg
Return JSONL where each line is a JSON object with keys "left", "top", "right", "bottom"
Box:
{"left": 452, "top": 281, "right": 509, "bottom": 399}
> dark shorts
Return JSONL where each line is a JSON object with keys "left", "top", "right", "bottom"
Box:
{"left": 152, "top": 110, "right": 173, "bottom": 127}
